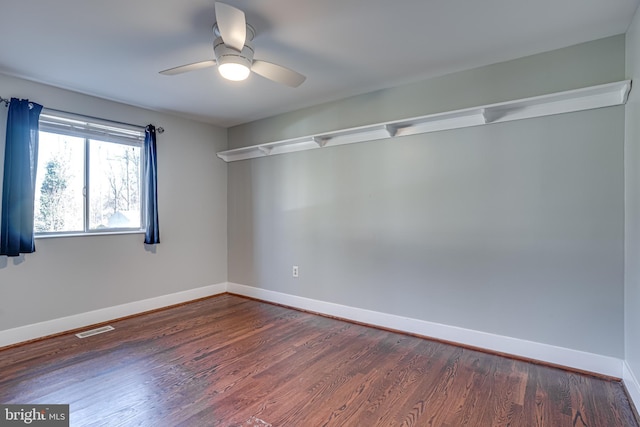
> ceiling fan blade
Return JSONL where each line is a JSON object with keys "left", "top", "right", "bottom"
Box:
{"left": 215, "top": 2, "right": 246, "bottom": 52}
{"left": 251, "top": 60, "right": 306, "bottom": 87}
{"left": 159, "top": 60, "right": 216, "bottom": 76}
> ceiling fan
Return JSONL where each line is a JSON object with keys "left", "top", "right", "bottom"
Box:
{"left": 160, "top": 2, "right": 306, "bottom": 87}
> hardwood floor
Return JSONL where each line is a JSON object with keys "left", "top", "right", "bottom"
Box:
{"left": 0, "top": 294, "right": 637, "bottom": 426}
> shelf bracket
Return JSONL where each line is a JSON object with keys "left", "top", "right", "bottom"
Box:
{"left": 384, "top": 124, "right": 398, "bottom": 137}
{"left": 258, "top": 146, "right": 273, "bottom": 155}
{"left": 481, "top": 107, "right": 511, "bottom": 124}
{"left": 313, "top": 136, "right": 329, "bottom": 147}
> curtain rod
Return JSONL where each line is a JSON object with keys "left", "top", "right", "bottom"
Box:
{"left": 0, "top": 96, "right": 164, "bottom": 133}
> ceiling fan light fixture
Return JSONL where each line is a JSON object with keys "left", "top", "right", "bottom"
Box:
{"left": 218, "top": 60, "right": 251, "bottom": 81}
{"left": 213, "top": 36, "right": 254, "bottom": 82}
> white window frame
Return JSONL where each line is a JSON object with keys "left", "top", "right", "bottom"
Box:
{"left": 35, "top": 111, "right": 146, "bottom": 238}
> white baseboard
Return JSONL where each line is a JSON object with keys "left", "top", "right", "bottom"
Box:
{"left": 0, "top": 281, "right": 625, "bottom": 380}
{"left": 624, "top": 361, "right": 640, "bottom": 413}
{"left": 0, "top": 282, "right": 227, "bottom": 348}
{"left": 227, "top": 282, "right": 623, "bottom": 378}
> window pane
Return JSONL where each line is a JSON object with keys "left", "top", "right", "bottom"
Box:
{"left": 34, "top": 132, "right": 85, "bottom": 233}
{"left": 89, "top": 140, "right": 142, "bottom": 230}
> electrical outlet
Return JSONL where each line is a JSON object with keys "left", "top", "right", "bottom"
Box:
{"left": 292, "top": 265, "right": 299, "bottom": 278}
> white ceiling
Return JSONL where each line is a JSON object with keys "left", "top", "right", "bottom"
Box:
{"left": 0, "top": 0, "right": 638, "bottom": 127}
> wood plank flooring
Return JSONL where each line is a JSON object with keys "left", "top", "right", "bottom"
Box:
{"left": 0, "top": 294, "right": 637, "bottom": 426}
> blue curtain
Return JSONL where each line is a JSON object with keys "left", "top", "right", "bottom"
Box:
{"left": 144, "top": 125, "right": 160, "bottom": 244}
{"left": 0, "top": 99, "right": 43, "bottom": 256}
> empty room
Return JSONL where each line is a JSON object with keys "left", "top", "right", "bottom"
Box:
{"left": 2, "top": 0, "right": 640, "bottom": 425}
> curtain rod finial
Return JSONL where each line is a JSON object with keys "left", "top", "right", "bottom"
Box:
{"left": 157, "top": 127, "right": 164, "bottom": 134}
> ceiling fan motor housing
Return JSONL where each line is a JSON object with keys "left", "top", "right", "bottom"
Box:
{"left": 213, "top": 36, "right": 255, "bottom": 69}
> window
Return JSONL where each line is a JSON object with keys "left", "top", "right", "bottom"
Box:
{"left": 34, "top": 112, "right": 146, "bottom": 236}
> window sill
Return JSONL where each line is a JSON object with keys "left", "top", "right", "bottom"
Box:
{"left": 35, "top": 230, "right": 145, "bottom": 240}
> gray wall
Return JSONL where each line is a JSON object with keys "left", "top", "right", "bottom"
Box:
{"left": 0, "top": 74, "right": 228, "bottom": 331}
{"left": 626, "top": 7, "right": 640, "bottom": 376}
{"left": 228, "top": 36, "right": 626, "bottom": 357}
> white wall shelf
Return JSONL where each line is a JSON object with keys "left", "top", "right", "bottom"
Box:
{"left": 217, "top": 80, "right": 632, "bottom": 162}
